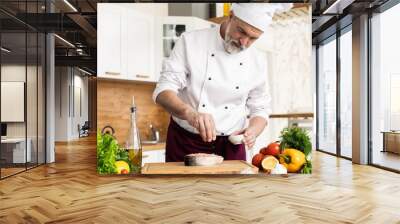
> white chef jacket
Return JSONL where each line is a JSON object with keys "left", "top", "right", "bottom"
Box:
{"left": 153, "top": 25, "right": 272, "bottom": 136}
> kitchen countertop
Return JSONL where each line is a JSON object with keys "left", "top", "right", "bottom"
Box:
{"left": 142, "top": 142, "right": 166, "bottom": 152}
{"left": 141, "top": 160, "right": 259, "bottom": 174}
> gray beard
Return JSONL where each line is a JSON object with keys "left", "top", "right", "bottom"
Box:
{"left": 223, "top": 24, "right": 247, "bottom": 54}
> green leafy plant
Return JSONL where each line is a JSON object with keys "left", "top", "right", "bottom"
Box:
{"left": 97, "top": 131, "right": 119, "bottom": 174}
{"left": 279, "top": 127, "right": 312, "bottom": 174}
{"left": 115, "top": 149, "right": 129, "bottom": 162}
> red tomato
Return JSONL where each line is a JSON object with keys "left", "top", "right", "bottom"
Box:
{"left": 121, "top": 169, "right": 129, "bottom": 174}
{"left": 260, "top": 142, "right": 280, "bottom": 156}
{"left": 252, "top": 153, "right": 265, "bottom": 168}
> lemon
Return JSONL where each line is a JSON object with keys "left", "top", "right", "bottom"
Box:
{"left": 261, "top": 156, "right": 279, "bottom": 171}
{"left": 115, "top": 160, "right": 130, "bottom": 174}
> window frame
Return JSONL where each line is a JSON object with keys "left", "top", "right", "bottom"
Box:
{"left": 315, "top": 24, "right": 353, "bottom": 161}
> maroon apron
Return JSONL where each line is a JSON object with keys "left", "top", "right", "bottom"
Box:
{"left": 165, "top": 118, "right": 246, "bottom": 162}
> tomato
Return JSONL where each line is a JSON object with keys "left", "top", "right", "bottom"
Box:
{"left": 121, "top": 169, "right": 129, "bottom": 174}
{"left": 260, "top": 142, "right": 280, "bottom": 156}
{"left": 252, "top": 153, "right": 265, "bottom": 168}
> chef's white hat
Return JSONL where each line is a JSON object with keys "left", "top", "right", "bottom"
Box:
{"left": 231, "top": 3, "right": 293, "bottom": 32}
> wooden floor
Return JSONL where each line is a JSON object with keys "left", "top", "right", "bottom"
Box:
{"left": 1, "top": 167, "right": 26, "bottom": 178}
{"left": 1, "top": 137, "right": 400, "bottom": 223}
{"left": 1, "top": 163, "right": 44, "bottom": 178}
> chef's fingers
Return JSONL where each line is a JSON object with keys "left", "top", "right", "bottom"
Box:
{"left": 198, "top": 117, "right": 207, "bottom": 141}
{"left": 244, "top": 129, "right": 255, "bottom": 138}
{"left": 243, "top": 135, "right": 255, "bottom": 145}
{"left": 208, "top": 116, "right": 217, "bottom": 141}
{"left": 204, "top": 117, "right": 213, "bottom": 142}
{"left": 242, "top": 134, "right": 250, "bottom": 143}
{"left": 245, "top": 140, "right": 255, "bottom": 149}
{"left": 191, "top": 119, "right": 199, "bottom": 130}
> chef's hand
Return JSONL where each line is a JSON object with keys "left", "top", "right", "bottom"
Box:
{"left": 232, "top": 127, "right": 257, "bottom": 149}
{"left": 184, "top": 108, "right": 216, "bottom": 142}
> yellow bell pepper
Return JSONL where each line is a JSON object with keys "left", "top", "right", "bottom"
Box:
{"left": 279, "top": 149, "right": 306, "bottom": 173}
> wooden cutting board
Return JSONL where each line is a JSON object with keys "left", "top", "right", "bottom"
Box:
{"left": 141, "top": 160, "right": 259, "bottom": 175}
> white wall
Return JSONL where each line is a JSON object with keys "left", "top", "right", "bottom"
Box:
{"left": 250, "top": 7, "right": 313, "bottom": 161}
{"left": 1, "top": 65, "right": 26, "bottom": 142}
{"left": 1, "top": 65, "right": 38, "bottom": 138}
{"left": 55, "top": 67, "right": 89, "bottom": 141}
{"left": 1, "top": 64, "right": 45, "bottom": 163}
{"left": 71, "top": 73, "right": 89, "bottom": 138}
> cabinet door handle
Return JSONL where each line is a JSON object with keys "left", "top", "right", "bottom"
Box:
{"left": 105, "top": 71, "right": 120, "bottom": 75}
{"left": 136, "top": 74, "right": 150, "bottom": 79}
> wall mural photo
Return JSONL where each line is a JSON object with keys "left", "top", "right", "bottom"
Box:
{"left": 97, "top": 3, "right": 313, "bottom": 175}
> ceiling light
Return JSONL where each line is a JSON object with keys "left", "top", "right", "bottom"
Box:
{"left": 1, "top": 47, "right": 11, "bottom": 53}
{"left": 323, "top": 0, "right": 342, "bottom": 14}
{"left": 63, "top": 0, "right": 78, "bottom": 12}
{"left": 322, "top": 0, "right": 354, "bottom": 15}
{"left": 54, "top": 34, "right": 75, "bottom": 48}
{"left": 78, "top": 67, "right": 93, "bottom": 76}
{"left": 76, "top": 48, "right": 85, "bottom": 55}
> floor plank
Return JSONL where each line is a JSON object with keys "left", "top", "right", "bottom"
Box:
{"left": 1, "top": 136, "right": 400, "bottom": 223}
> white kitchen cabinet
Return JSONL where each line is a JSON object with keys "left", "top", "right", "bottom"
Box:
{"left": 98, "top": 4, "right": 155, "bottom": 81}
{"left": 98, "top": 4, "right": 215, "bottom": 82}
{"left": 142, "top": 149, "right": 165, "bottom": 166}
{"left": 126, "top": 11, "right": 155, "bottom": 82}
{"left": 97, "top": 4, "right": 126, "bottom": 79}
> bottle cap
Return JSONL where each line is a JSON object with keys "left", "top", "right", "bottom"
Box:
{"left": 130, "top": 96, "right": 136, "bottom": 112}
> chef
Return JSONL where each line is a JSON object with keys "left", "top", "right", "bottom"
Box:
{"left": 153, "top": 3, "right": 291, "bottom": 162}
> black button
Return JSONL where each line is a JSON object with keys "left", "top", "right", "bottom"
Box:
{"left": 211, "top": 54, "right": 215, "bottom": 57}
{"left": 240, "top": 62, "right": 243, "bottom": 65}
{"left": 202, "top": 104, "right": 205, "bottom": 107}
{"left": 236, "top": 86, "right": 239, "bottom": 89}
{"left": 221, "top": 133, "right": 225, "bottom": 136}
{"left": 208, "top": 77, "right": 211, "bottom": 80}
{"left": 225, "top": 106, "right": 228, "bottom": 109}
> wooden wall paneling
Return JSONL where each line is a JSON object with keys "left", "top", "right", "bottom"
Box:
{"left": 97, "top": 80, "right": 170, "bottom": 145}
